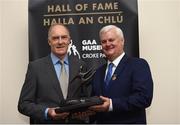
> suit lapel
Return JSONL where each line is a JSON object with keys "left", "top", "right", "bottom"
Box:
{"left": 67, "top": 56, "right": 81, "bottom": 98}
{"left": 68, "top": 56, "right": 80, "bottom": 83}
{"left": 108, "top": 54, "right": 129, "bottom": 89}
{"left": 44, "top": 55, "right": 64, "bottom": 99}
{"left": 114, "top": 54, "right": 129, "bottom": 76}
{"left": 99, "top": 64, "right": 107, "bottom": 95}
{"left": 44, "top": 55, "right": 82, "bottom": 99}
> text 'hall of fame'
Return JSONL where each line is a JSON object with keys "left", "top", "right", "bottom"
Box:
{"left": 43, "top": 2, "right": 123, "bottom": 26}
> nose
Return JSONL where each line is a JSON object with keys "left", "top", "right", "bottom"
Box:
{"left": 57, "top": 36, "right": 62, "bottom": 43}
{"left": 105, "top": 40, "right": 111, "bottom": 46}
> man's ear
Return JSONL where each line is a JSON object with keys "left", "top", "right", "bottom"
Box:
{"left": 48, "top": 40, "right": 51, "bottom": 46}
{"left": 121, "top": 38, "right": 124, "bottom": 46}
{"left": 67, "top": 39, "right": 71, "bottom": 45}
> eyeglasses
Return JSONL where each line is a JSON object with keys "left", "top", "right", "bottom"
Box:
{"left": 50, "top": 35, "right": 69, "bottom": 41}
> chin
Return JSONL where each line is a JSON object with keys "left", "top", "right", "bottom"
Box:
{"left": 106, "top": 52, "right": 114, "bottom": 57}
{"left": 56, "top": 49, "right": 66, "bottom": 53}
{"left": 54, "top": 51, "right": 66, "bottom": 55}
{"left": 57, "top": 52, "right": 66, "bottom": 56}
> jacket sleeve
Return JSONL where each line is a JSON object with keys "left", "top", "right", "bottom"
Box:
{"left": 112, "top": 59, "right": 153, "bottom": 112}
{"left": 18, "top": 63, "right": 47, "bottom": 121}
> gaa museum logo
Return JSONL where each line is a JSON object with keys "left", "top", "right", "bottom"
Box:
{"left": 68, "top": 40, "right": 105, "bottom": 59}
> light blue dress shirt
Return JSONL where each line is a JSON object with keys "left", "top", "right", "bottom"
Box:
{"left": 50, "top": 53, "right": 69, "bottom": 79}
{"left": 45, "top": 53, "right": 69, "bottom": 119}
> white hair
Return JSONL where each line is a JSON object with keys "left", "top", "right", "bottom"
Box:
{"left": 99, "top": 25, "right": 124, "bottom": 39}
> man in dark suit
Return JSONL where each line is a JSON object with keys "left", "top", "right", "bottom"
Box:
{"left": 18, "top": 23, "right": 90, "bottom": 123}
{"left": 89, "top": 25, "right": 153, "bottom": 124}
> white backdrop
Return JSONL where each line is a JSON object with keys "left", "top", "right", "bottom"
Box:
{"left": 0, "top": 0, "right": 180, "bottom": 123}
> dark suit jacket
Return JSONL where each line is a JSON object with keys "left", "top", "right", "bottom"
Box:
{"left": 18, "top": 55, "right": 90, "bottom": 124}
{"left": 91, "top": 54, "right": 153, "bottom": 124}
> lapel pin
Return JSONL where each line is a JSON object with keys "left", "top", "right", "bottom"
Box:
{"left": 80, "top": 65, "right": 83, "bottom": 69}
{"left": 112, "top": 74, "right": 117, "bottom": 80}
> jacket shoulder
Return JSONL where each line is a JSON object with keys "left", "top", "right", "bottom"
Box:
{"left": 128, "top": 57, "right": 149, "bottom": 65}
{"left": 29, "top": 56, "right": 50, "bottom": 65}
{"left": 28, "top": 56, "right": 51, "bottom": 72}
{"left": 127, "top": 57, "right": 151, "bottom": 72}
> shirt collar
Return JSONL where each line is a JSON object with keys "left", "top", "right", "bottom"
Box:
{"left": 50, "top": 53, "right": 69, "bottom": 65}
{"left": 107, "top": 52, "right": 125, "bottom": 67}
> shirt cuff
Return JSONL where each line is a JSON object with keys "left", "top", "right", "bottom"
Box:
{"left": 45, "top": 108, "right": 49, "bottom": 120}
{"left": 108, "top": 98, "right": 113, "bottom": 111}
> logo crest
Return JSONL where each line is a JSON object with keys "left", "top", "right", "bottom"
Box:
{"left": 68, "top": 40, "right": 81, "bottom": 59}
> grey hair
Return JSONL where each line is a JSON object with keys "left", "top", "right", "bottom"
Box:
{"left": 99, "top": 25, "right": 124, "bottom": 39}
{"left": 48, "top": 23, "right": 70, "bottom": 39}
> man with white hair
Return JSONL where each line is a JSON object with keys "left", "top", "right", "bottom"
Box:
{"left": 89, "top": 25, "right": 153, "bottom": 124}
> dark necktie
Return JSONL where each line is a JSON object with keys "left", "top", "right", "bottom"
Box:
{"left": 59, "top": 60, "right": 68, "bottom": 99}
{"left": 105, "top": 63, "right": 113, "bottom": 86}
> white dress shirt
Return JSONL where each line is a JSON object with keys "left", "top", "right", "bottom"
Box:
{"left": 105, "top": 52, "right": 125, "bottom": 111}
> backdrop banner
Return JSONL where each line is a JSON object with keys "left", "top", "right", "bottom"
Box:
{"left": 29, "top": 0, "right": 139, "bottom": 69}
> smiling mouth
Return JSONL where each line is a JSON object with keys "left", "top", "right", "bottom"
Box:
{"left": 56, "top": 46, "right": 65, "bottom": 48}
{"left": 106, "top": 47, "right": 114, "bottom": 51}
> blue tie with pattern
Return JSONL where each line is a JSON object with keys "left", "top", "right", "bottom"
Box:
{"left": 105, "top": 63, "right": 113, "bottom": 87}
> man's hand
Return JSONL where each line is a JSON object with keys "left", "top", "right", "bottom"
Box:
{"left": 89, "top": 96, "right": 110, "bottom": 112}
{"left": 48, "top": 108, "right": 69, "bottom": 120}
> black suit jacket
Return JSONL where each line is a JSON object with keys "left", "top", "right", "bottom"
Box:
{"left": 91, "top": 54, "right": 153, "bottom": 124}
{"left": 18, "top": 55, "right": 90, "bottom": 123}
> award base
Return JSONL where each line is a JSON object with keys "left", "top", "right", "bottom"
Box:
{"left": 55, "top": 96, "right": 103, "bottom": 113}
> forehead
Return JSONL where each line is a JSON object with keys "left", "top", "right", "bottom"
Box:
{"left": 50, "top": 25, "right": 69, "bottom": 35}
{"left": 100, "top": 29, "right": 117, "bottom": 39}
